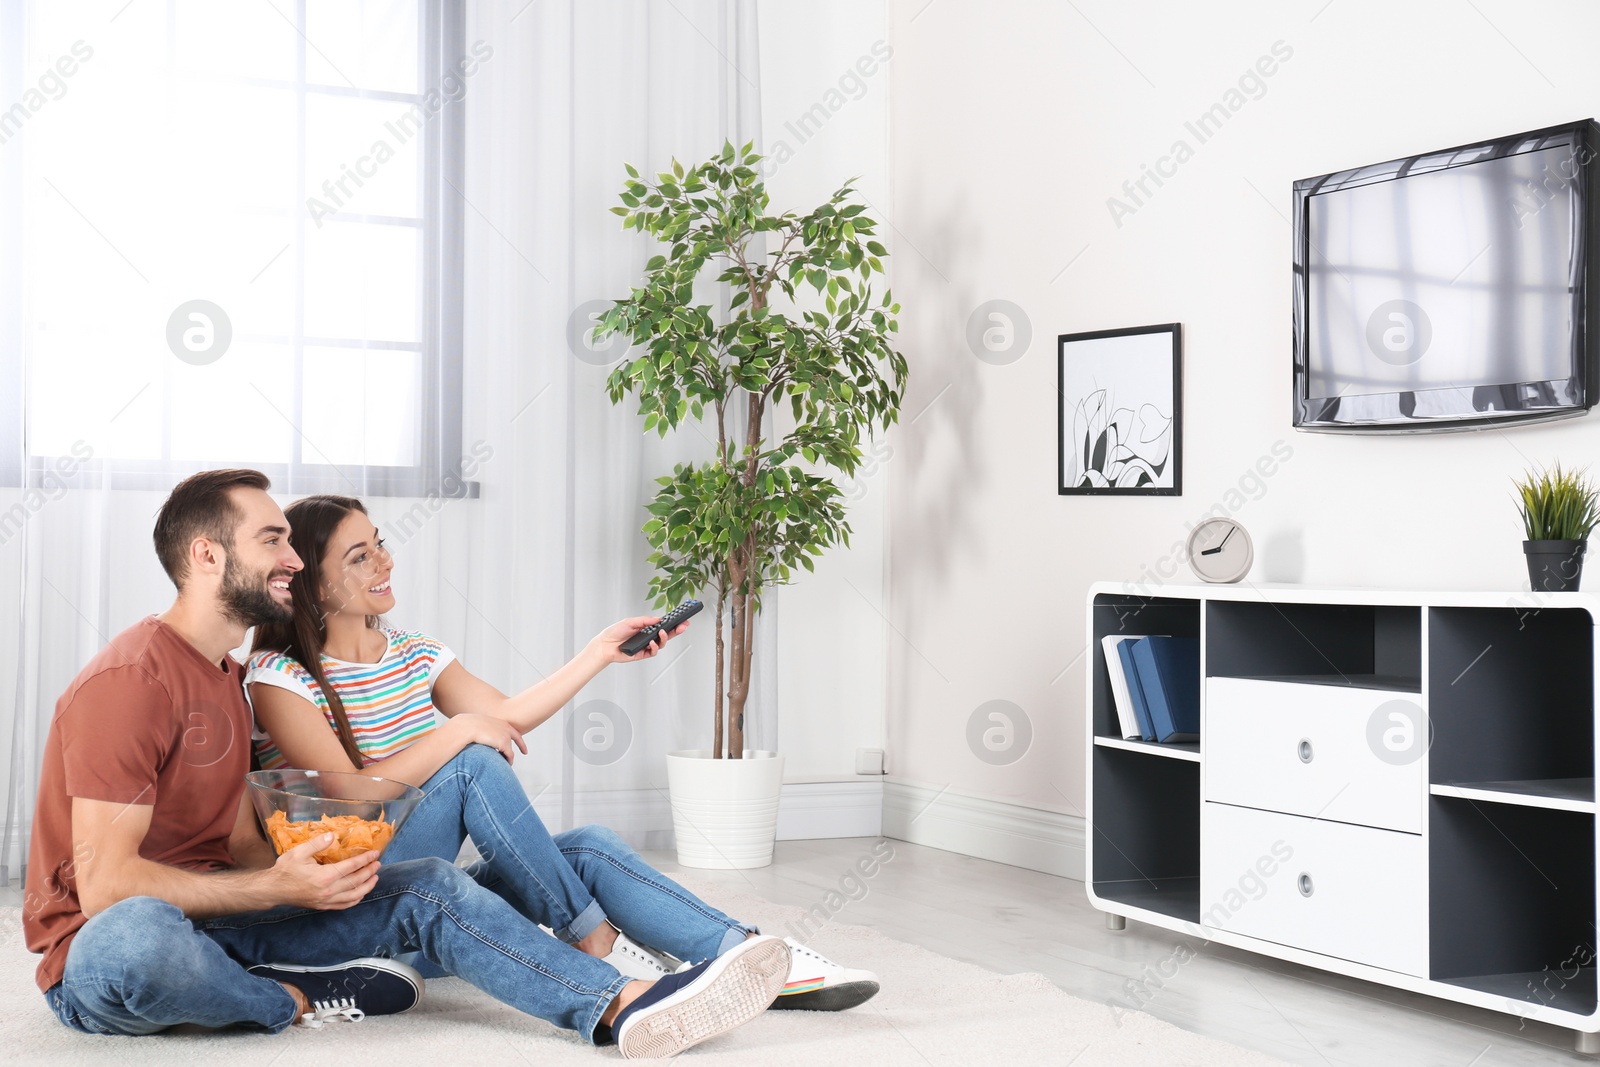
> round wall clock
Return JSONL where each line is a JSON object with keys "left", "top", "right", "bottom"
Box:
{"left": 1186, "top": 517, "right": 1253, "bottom": 584}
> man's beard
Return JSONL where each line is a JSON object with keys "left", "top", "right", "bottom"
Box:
{"left": 219, "top": 553, "right": 294, "bottom": 627}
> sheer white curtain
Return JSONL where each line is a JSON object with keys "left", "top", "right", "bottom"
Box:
{"left": 428, "top": 0, "right": 773, "bottom": 847}
{"left": 0, "top": 0, "right": 768, "bottom": 881}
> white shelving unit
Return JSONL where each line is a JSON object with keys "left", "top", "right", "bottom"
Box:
{"left": 1084, "top": 582, "right": 1600, "bottom": 1053}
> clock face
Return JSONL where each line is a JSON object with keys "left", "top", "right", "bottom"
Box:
{"left": 1186, "top": 518, "right": 1254, "bottom": 583}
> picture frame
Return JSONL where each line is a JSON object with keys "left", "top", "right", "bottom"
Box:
{"left": 1058, "top": 323, "right": 1182, "bottom": 496}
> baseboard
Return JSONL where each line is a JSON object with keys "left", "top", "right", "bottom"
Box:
{"left": 531, "top": 778, "right": 885, "bottom": 852}
{"left": 775, "top": 778, "right": 883, "bottom": 840}
{"left": 881, "top": 779, "right": 1085, "bottom": 880}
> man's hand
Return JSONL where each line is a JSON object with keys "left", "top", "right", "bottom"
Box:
{"left": 74, "top": 795, "right": 353, "bottom": 919}
{"left": 269, "top": 834, "right": 381, "bottom": 910}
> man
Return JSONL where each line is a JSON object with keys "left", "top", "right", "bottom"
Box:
{"left": 23, "top": 469, "right": 790, "bottom": 1058}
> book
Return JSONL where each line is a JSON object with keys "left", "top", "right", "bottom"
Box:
{"left": 1116, "top": 638, "right": 1158, "bottom": 742}
{"left": 1129, "top": 635, "right": 1200, "bottom": 743}
{"left": 1101, "top": 635, "right": 1144, "bottom": 739}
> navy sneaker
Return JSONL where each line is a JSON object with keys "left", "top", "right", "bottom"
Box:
{"left": 247, "top": 957, "right": 425, "bottom": 1027}
{"left": 612, "top": 934, "right": 789, "bottom": 1059}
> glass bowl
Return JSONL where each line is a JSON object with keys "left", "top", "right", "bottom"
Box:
{"left": 246, "top": 768, "right": 424, "bottom": 864}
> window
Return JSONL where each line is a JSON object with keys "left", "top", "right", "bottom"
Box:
{"left": 2, "top": 0, "right": 468, "bottom": 495}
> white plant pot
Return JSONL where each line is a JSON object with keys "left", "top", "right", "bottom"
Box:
{"left": 664, "top": 749, "right": 784, "bottom": 869}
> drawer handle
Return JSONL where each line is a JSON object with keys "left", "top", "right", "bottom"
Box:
{"left": 1298, "top": 872, "right": 1314, "bottom": 897}
{"left": 1297, "top": 738, "right": 1314, "bottom": 763}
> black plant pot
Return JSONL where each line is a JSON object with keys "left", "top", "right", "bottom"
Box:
{"left": 1524, "top": 539, "right": 1587, "bottom": 592}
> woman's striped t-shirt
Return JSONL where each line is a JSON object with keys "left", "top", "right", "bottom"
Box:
{"left": 246, "top": 629, "right": 456, "bottom": 769}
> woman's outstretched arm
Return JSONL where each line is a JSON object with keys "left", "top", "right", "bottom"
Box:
{"left": 431, "top": 615, "right": 690, "bottom": 735}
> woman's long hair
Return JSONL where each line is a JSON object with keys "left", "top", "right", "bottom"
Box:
{"left": 251, "top": 494, "right": 377, "bottom": 770}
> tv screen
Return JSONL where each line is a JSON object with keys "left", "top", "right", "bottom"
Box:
{"left": 1292, "top": 121, "right": 1599, "bottom": 432}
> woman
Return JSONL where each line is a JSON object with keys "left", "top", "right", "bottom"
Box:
{"left": 247, "top": 494, "right": 876, "bottom": 1010}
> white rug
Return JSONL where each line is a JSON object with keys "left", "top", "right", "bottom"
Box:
{"left": 1, "top": 880, "right": 1285, "bottom": 1065}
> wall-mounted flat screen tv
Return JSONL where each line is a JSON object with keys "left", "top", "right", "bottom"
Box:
{"left": 1292, "top": 120, "right": 1600, "bottom": 432}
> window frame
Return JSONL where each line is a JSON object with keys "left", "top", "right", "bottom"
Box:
{"left": 0, "top": 0, "right": 472, "bottom": 498}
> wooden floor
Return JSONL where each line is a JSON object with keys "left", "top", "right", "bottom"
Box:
{"left": 642, "top": 838, "right": 1593, "bottom": 1067}
{"left": 4, "top": 838, "right": 1593, "bottom": 1064}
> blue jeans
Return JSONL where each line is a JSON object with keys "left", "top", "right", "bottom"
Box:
{"left": 386, "top": 745, "right": 751, "bottom": 969}
{"left": 46, "top": 859, "right": 631, "bottom": 1040}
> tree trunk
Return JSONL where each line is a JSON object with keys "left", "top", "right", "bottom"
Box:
{"left": 712, "top": 576, "right": 726, "bottom": 760}
{"left": 724, "top": 389, "right": 765, "bottom": 761}
{"left": 726, "top": 588, "right": 753, "bottom": 759}
{"left": 726, "top": 548, "right": 749, "bottom": 760}
{"left": 736, "top": 600, "right": 753, "bottom": 755}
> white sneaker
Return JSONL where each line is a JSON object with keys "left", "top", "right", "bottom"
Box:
{"left": 770, "top": 937, "right": 880, "bottom": 1011}
{"left": 603, "top": 931, "right": 682, "bottom": 981}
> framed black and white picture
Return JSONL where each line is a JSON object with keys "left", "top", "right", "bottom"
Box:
{"left": 1058, "top": 323, "right": 1182, "bottom": 495}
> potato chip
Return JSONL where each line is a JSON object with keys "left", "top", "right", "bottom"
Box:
{"left": 265, "top": 809, "right": 396, "bottom": 863}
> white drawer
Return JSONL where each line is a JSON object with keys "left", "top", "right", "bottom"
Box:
{"left": 1201, "top": 802, "right": 1426, "bottom": 976}
{"left": 1206, "top": 677, "right": 1423, "bottom": 833}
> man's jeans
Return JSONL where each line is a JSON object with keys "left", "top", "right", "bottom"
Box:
{"left": 47, "top": 858, "right": 629, "bottom": 1038}
{"left": 386, "top": 745, "right": 753, "bottom": 967}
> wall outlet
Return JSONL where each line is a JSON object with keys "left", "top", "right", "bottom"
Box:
{"left": 855, "top": 747, "right": 885, "bottom": 775}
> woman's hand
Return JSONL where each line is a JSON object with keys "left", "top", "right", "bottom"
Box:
{"left": 442, "top": 712, "right": 528, "bottom": 763}
{"left": 589, "top": 615, "right": 691, "bottom": 664}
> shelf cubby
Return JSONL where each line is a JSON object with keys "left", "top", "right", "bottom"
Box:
{"left": 1090, "top": 745, "right": 1199, "bottom": 923}
{"left": 1090, "top": 593, "right": 1201, "bottom": 744}
{"left": 1428, "top": 607, "right": 1594, "bottom": 786}
{"left": 1429, "top": 795, "right": 1597, "bottom": 1015}
{"left": 1206, "top": 601, "right": 1421, "bottom": 690}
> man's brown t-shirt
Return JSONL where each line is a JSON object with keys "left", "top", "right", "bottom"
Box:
{"left": 24, "top": 616, "right": 252, "bottom": 992}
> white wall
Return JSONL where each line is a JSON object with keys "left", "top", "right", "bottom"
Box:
{"left": 883, "top": 0, "right": 1600, "bottom": 832}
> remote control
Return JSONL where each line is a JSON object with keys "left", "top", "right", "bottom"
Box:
{"left": 618, "top": 600, "right": 704, "bottom": 655}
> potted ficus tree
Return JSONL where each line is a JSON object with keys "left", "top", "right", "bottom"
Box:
{"left": 597, "top": 142, "right": 906, "bottom": 868}
{"left": 1516, "top": 463, "right": 1600, "bottom": 592}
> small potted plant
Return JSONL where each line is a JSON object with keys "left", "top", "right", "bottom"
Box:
{"left": 1515, "top": 463, "right": 1599, "bottom": 592}
{"left": 598, "top": 142, "right": 906, "bottom": 868}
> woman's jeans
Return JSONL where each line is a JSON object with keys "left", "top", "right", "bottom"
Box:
{"left": 384, "top": 744, "right": 753, "bottom": 970}
{"left": 46, "top": 858, "right": 630, "bottom": 1040}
